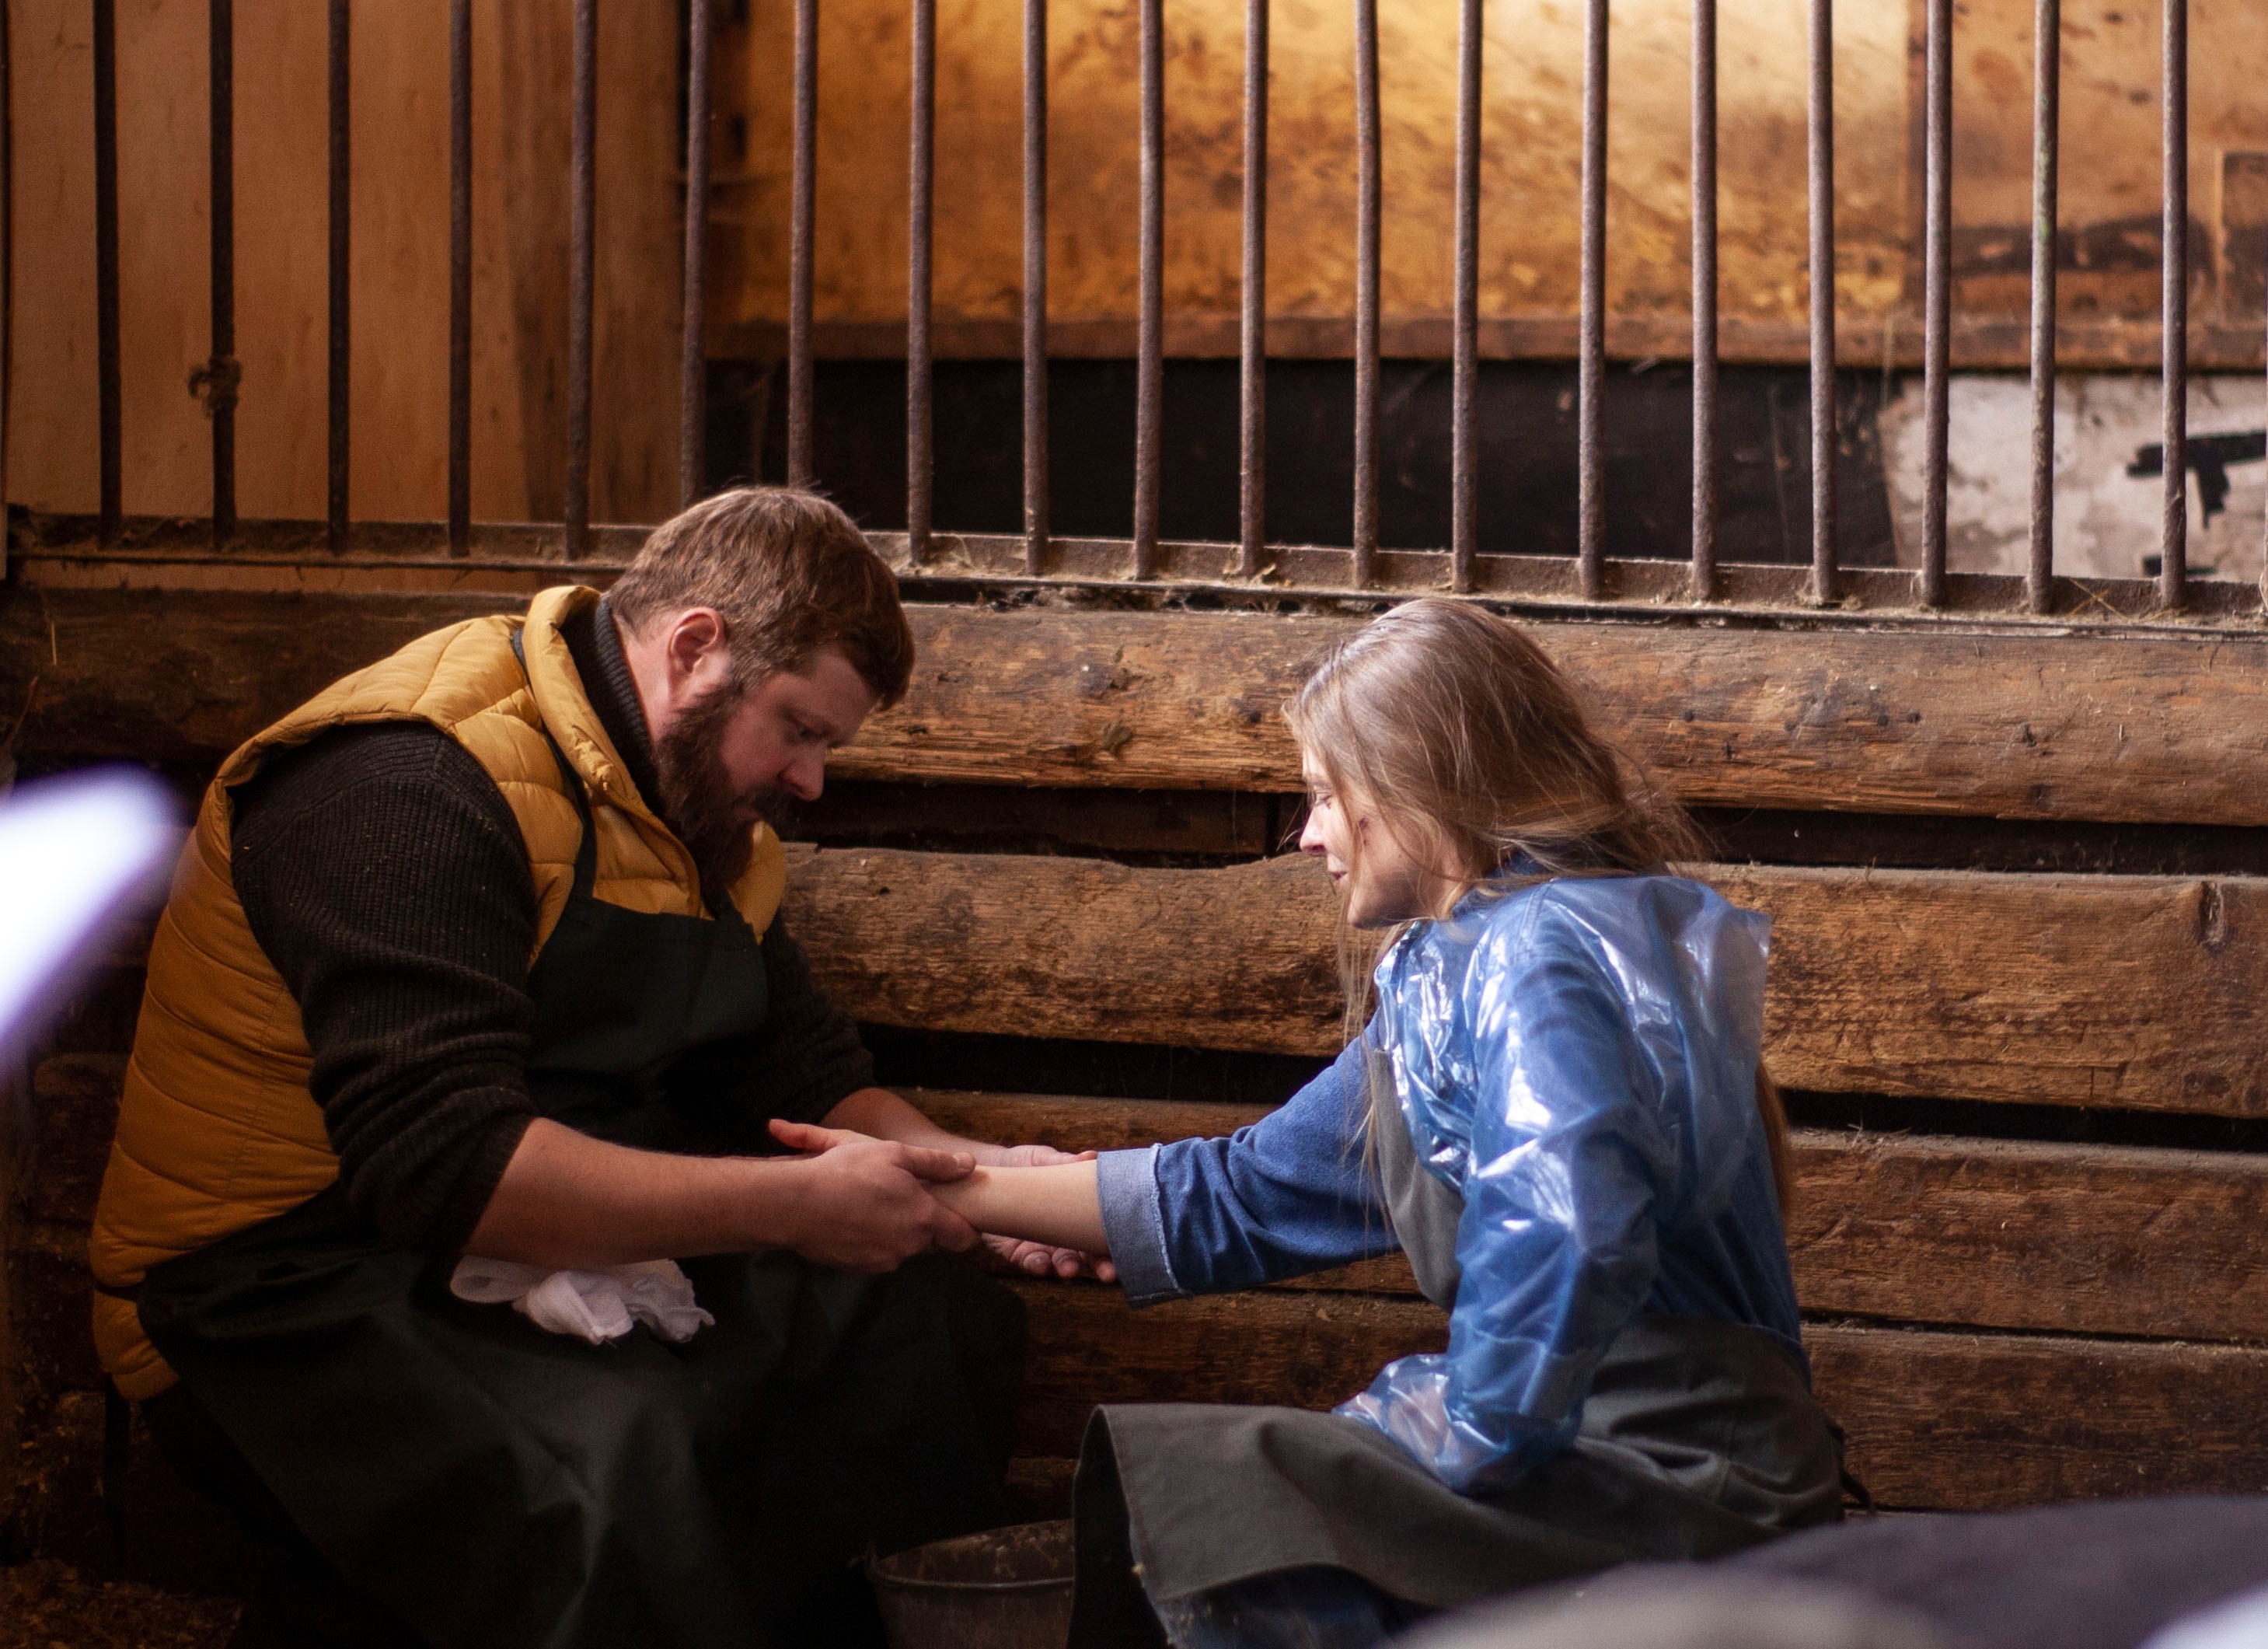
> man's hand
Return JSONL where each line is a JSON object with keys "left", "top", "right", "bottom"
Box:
{"left": 981, "top": 1143, "right": 1118, "bottom": 1281}
{"left": 768, "top": 1120, "right": 981, "bottom": 1273}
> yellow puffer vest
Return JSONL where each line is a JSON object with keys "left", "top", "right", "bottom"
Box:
{"left": 89, "top": 585, "right": 787, "bottom": 1399}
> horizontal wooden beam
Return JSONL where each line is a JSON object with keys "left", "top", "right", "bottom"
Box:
{"left": 1007, "top": 1281, "right": 2268, "bottom": 1512}
{"left": 788, "top": 846, "right": 2268, "bottom": 1118}
{"left": 910, "top": 1089, "right": 2268, "bottom": 1346}
{"left": 708, "top": 312, "right": 2268, "bottom": 376}
{"left": 10, "top": 587, "right": 2268, "bottom": 826}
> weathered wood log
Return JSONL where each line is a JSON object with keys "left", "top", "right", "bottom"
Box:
{"left": 1005, "top": 1281, "right": 2268, "bottom": 1511}
{"left": 785, "top": 845, "right": 2268, "bottom": 1117}
{"left": 912, "top": 1088, "right": 2268, "bottom": 1345}
{"left": 12, "top": 585, "right": 2268, "bottom": 827}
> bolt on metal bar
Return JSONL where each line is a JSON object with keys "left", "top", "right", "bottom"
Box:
{"left": 1807, "top": 0, "right": 1837, "bottom": 606}
{"left": 681, "top": 0, "right": 713, "bottom": 510}
{"left": 93, "top": 0, "right": 120, "bottom": 547}
{"left": 907, "top": 0, "right": 935, "bottom": 565}
{"left": 1023, "top": 0, "right": 1049, "bottom": 574}
{"left": 1352, "top": 0, "right": 1380, "bottom": 589}
{"left": 328, "top": 0, "right": 351, "bottom": 553}
{"left": 448, "top": 0, "right": 470, "bottom": 555}
{"left": 1919, "top": 0, "right": 1949, "bottom": 607}
{"left": 1237, "top": 0, "right": 1266, "bottom": 577}
{"left": 1450, "top": 0, "right": 1479, "bottom": 594}
{"left": 565, "top": 0, "right": 596, "bottom": 559}
{"left": 2025, "top": 0, "right": 2059, "bottom": 613}
{"left": 787, "top": 0, "right": 817, "bottom": 485}
{"left": 208, "top": 0, "right": 237, "bottom": 547}
{"left": 2158, "top": 0, "right": 2186, "bottom": 610}
{"left": 1133, "top": 0, "right": 1163, "bottom": 578}
{"left": 1688, "top": 0, "right": 1716, "bottom": 603}
{"left": 1575, "top": 0, "right": 1607, "bottom": 600}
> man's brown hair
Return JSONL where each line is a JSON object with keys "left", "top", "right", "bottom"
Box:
{"left": 606, "top": 487, "right": 915, "bottom": 706}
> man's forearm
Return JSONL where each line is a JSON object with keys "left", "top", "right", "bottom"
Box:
{"left": 465, "top": 1119, "right": 820, "bottom": 1268}
{"left": 824, "top": 1086, "right": 1011, "bottom": 1163}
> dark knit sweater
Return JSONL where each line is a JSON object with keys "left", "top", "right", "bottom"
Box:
{"left": 228, "top": 597, "right": 874, "bottom": 1253}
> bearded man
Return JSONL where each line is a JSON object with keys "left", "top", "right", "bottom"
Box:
{"left": 87, "top": 489, "right": 1083, "bottom": 1648}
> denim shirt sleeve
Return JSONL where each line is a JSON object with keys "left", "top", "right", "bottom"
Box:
{"left": 1335, "top": 913, "right": 1672, "bottom": 1492}
{"left": 1095, "top": 1039, "right": 1399, "bottom": 1307}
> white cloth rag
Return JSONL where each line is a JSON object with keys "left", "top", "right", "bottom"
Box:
{"left": 448, "top": 1256, "right": 715, "bottom": 1346}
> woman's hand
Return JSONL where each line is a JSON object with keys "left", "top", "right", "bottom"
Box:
{"left": 770, "top": 1120, "right": 1116, "bottom": 1281}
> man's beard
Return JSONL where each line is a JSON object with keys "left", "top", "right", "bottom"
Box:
{"left": 653, "top": 680, "right": 790, "bottom": 908}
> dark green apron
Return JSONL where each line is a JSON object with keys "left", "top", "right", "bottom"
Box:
{"left": 138, "top": 729, "right": 1017, "bottom": 1648}
{"left": 1072, "top": 1078, "right": 1843, "bottom": 1624}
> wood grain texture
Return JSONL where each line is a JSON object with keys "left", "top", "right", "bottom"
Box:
{"left": 912, "top": 1090, "right": 2268, "bottom": 1344}
{"left": 13, "top": 589, "right": 2268, "bottom": 829}
{"left": 787, "top": 845, "right": 2268, "bottom": 1117}
{"left": 1005, "top": 1281, "right": 2268, "bottom": 1511}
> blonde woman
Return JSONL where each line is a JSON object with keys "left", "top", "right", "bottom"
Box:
{"left": 778, "top": 599, "right": 1844, "bottom": 1647}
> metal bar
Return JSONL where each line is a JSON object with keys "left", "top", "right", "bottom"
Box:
{"left": 565, "top": 0, "right": 595, "bottom": 557}
{"left": 1920, "top": 0, "right": 1949, "bottom": 606}
{"left": 448, "top": 0, "right": 469, "bottom": 554}
{"left": 2025, "top": 0, "right": 2058, "bottom": 613}
{"left": 1, "top": 0, "right": 12, "bottom": 544}
{"left": 1576, "top": 0, "right": 1606, "bottom": 599}
{"left": 1352, "top": 0, "right": 1380, "bottom": 589}
{"left": 680, "top": 0, "right": 713, "bottom": 509}
{"left": 1450, "top": 0, "right": 1479, "bottom": 594}
{"left": 907, "top": 0, "right": 934, "bottom": 564}
{"left": 208, "top": 0, "right": 236, "bottom": 547}
{"left": 1133, "top": 0, "right": 1163, "bottom": 578}
{"left": 1024, "top": 0, "right": 1049, "bottom": 573}
{"left": 1807, "top": 0, "right": 1837, "bottom": 606}
{"left": 787, "top": 0, "right": 816, "bottom": 484}
{"left": 329, "top": 0, "right": 351, "bottom": 552}
{"left": 1688, "top": 0, "right": 1715, "bottom": 603}
{"left": 1237, "top": 0, "right": 1266, "bottom": 577}
{"left": 94, "top": 0, "right": 120, "bottom": 547}
{"left": 2158, "top": 0, "right": 2186, "bottom": 610}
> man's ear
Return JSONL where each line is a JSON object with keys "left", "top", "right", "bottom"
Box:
{"left": 663, "top": 607, "right": 728, "bottom": 685}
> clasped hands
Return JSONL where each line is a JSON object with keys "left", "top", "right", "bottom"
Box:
{"left": 768, "top": 1118, "right": 1115, "bottom": 1282}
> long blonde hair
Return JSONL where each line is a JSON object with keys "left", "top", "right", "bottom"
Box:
{"left": 1283, "top": 599, "right": 1792, "bottom": 1211}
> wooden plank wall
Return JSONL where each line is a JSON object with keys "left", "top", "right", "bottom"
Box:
{"left": 5, "top": 564, "right": 2268, "bottom": 1516}
{"left": 714, "top": 0, "right": 2268, "bottom": 366}
{"left": 5, "top": 0, "right": 685, "bottom": 523}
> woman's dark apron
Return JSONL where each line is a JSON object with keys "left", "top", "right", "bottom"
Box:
{"left": 1071, "top": 1086, "right": 1844, "bottom": 1626}
{"left": 134, "top": 731, "right": 1019, "bottom": 1649}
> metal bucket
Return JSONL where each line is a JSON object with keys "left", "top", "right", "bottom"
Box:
{"left": 867, "top": 1518, "right": 1075, "bottom": 1649}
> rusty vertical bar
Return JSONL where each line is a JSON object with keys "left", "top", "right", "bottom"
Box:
{"left": 787, "top": 0, "right": 816, "bottom": 485}
{"left": 565, "top": 0, "right": 595, "bottom": 557}
{"left": 1133, "top": 0, "right": 1163, "bottom": 578}
{"left": 448, "top": 0, "right": 470, "bottom": 554}
{"left": 1237, "top": 0, "right": 1266, "bottom": 576}
{"left": 1450, "top": 0, "right": 1478, "bottom": 593}
{"left": 1688, "top": 0, "right": 1715, "bottom": 602}
{"left": 1352, "top": 0, "right": 1380, "bottom": 588}
{"left": 1919, "top": 0, "right": 1949, "bottom": 606}
{"left": 1807, "top": 0, "right": 1837, "bottom": 606}
{"left": 208, "top": 0, "right": 237, "bottom": 546}
{"left": 328, "top": 0, "right": 351, "bottom": 552}
{"left": 907, "top": 0, "right": 934, "bottom": 564}
{"left": 681, "top": 0, "right": 713, "bottom": 509}
{"left": 2158, "top": 0, "right": 2186, "bottom": 610}
{"left": 1576, "top": 0, "right": 1607, "bottom": 599}
{"left": 93, "top": 0, "right": 120, "bottom": 546}
{"left": 2025, "top": 0, "right": 2058, "bottom": 613}
{"left": 1024, "top": 0, "right": 1049, "bottom": 572}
